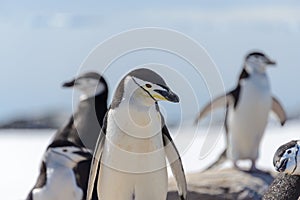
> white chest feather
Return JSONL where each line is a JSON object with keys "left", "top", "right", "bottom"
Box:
{"left": 32, "top": 166, "right": 83, "bottom": 200}
{"left": 98, "top": 104, "right": 168, "bottom": 200}
{"left": 102, "top": 105, "right": 166, "bottom": 172}
{"left": 233, "top": 75, "right": 271, "bottom": 121}
{"left": 227, "top": 74, "right": 272, "bottom": 160}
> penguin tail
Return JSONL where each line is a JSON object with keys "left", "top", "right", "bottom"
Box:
{"left": 204, "top": 149, "right": 227, "bottom": 171}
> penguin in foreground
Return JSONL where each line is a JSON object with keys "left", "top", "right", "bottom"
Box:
{"left": 263, "top": 140, "right": 300, "bottom": 200}
{"left": 27, "top": 72, "right": 108, "bottom": 200}
{"left": 26, "top": 140, "right": 92, "bottom": 200}
{"left": 87, "top": 68, "right": 187, "bottom": 200}
{"left": 195, "top": 52, "right": 287, "bottom": 171}
{"left": 273, "top": 140, "right": 300, "bottom": 175}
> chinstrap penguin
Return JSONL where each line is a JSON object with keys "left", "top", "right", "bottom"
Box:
{"left": 195, "top": 51, "right": 287, "bottom": 171}
{"left": 27, "top": 72, "right": 108, "bottom": 200}
{"left": 56, "top": 71, "right": 108, "bottom": 150}
{"left": 87, "top": 68, "right": 187, "bottom": 200}
{"left": 273, "top": 140, "right": 300, "bottom": 175}
{"left": 263, "top": 140, "right": 300, "bottom": 200}
{"left": 26, "top": 140, "right": 92, "bottom": 200}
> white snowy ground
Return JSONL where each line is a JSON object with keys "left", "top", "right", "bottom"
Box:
{"left": 0, "top": 120, "right": 299, "bottom": 200}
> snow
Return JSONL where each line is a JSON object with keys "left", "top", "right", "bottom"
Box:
{"left": 0, "top": 121, "right": 299, "bottom": 200}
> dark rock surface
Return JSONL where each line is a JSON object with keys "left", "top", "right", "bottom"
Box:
{"left": 0, "top": 112, "right": 68, "bottom": 129}
{"left": 168, "top": 168, "right": 274, "bottom": 200}
{"left": 263, "top": 173, "right": 300, "bottom": 200}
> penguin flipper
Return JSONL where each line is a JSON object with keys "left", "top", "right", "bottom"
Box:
{"left": 162, "top": 125, "right": 187, "bottom": 200}
{"left": 194, "top": 94, "right": 234, "bottom": 124}
{"left": 86, "top": 114, "right": 107, "bottom": 200}
{"left": 271, "top": 97, "right": 287, "bottom": 126}
{"left": 203, "top": 149, "right": 227, "bottom": 171}
{"left": 26, "top": 161, "right": 47, "bottom": 200}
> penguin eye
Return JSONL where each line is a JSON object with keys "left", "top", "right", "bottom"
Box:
{"left": 287, "top": 150, "right": 292, "bottom": 154}
{"left": 63, "top": 149, "right": 68, "bottom": 152}
{"left": 145, "top": 84, "right": 152, "bottom": 88}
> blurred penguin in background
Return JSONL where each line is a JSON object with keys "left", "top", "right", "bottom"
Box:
{"left": 27, "top": 72, "right": 108, "bottom": 200}
{"left": 195, "top": 51, "right": 287, "bottom": 171}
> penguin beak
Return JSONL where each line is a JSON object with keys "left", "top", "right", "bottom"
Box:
{"left": 266, "top": 59, "right": 276, "bottom": 66}
{"left": 153, "top": 89, "right": 180, "bottom": 103}
{"left": 275, "top": 158, "right": 288, "bottom": 172}
{"left": 62, "top": 80, "right": 76, "bottom": 88}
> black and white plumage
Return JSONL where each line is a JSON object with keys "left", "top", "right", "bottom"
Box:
{"left": 87, "top": 68, "right": 187, "bottom": 200}
{"left": 27, "top": 72, "right": 108, "bottom": 200}
{"left": 195, "top": 52, "right": 287, "bottom": 171}
{"left": 55, "top": 72, "right": 108, "bottom": 150}
{"left": 263, "top": 140, "right": 300, "bottom": 200}
{"left": 273, "top": 140, "right": 300, "bottom": 175}
{"left": 26, "top": 140, "right": 92, "bottom": 200}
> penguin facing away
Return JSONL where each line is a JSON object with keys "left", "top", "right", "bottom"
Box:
{"left": 26, "top": 72, "right": 108, "bottom": 200}
{"left": 26, "top": 140, "right": 92, "bottom": 200}
{"left": 87, "top": 68, "right": 187, "bottom": 200}
{"left": 263, "top": 140, "right": 300, "bottom": 200}
{"left": 195, "top": 52, "right": 287, "bottom": 171}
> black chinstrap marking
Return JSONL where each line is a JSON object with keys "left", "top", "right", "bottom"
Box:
{"left": 291, "top": 145, "right": 299, "bottom": 174}
{"left": 131, "top": 77, "right": 157, "bottom": 102}
{"left": 277, "top": 158, "right": 288, "bottom": 172}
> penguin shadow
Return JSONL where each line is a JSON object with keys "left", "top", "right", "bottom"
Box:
{"left": 241, "top": 168, "right": 274, "bottom": 185}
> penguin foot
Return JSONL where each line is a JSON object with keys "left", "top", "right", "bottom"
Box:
{"left": 249, "top": 161, "right": 258, "bottom": 172}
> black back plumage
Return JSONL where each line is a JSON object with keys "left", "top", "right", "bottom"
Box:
{"left": 27, "top": 73, "right": 108, "bottom": 200}
{"left": 202, "top": 63, "right": 252, "bottom": 170}
{"left": 51, "top": 91, "right": 108, "bottom": 148}
{"left": 231, "top": 67, "right": 250, "bottom": 109}
{"left": 26, "top": 162, "right": 47, "bottom": 200}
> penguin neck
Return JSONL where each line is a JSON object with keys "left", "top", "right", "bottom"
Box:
{"left": 126, "top": 90, "right": 158, "bottom": 125}
{"left": 111, "top": 94, "right": 161, "bottom": 140}
{"left": 130, "top": 92, "right": 156, "bottom": 110}
{"left": 240, "top": 68, "right": 270, "bottom": 90}
{"left": 43, "top": 163, "right": 80, "bottom": 198}
{"left": 73, "top": 92, "right": 107, "bottom": 150}
{"left": 93, "top": 91, "right": 108, "bottom": 125}
{"left": 46, "top": 153, "right": 77, "bottom": 169}
{"left": 79, "top": 84, "right": 106, "bottom": 101}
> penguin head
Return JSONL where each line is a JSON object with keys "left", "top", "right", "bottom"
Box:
{"left": 62, "top": 72, "right": 108, "bottom": 100}
{"left": 113, "top": 68, "right": 179, "bottom": 107}
{"left": 273, "top": 140, "right": 300, "bottom": 175}
{"left": 45, "top": 140, "right": 92, "bottom": 167}
{"left": 244, "top": 52, "right": 276, "bottom": 74}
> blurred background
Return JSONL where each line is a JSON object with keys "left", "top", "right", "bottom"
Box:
{"left": 1, "top": 0, "right": 300, "bottom": 127}
{"left": 1, "top": 1, "right": 300, "bottom": 199}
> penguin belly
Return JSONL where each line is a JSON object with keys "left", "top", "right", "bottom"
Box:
{"left": 98, "top": 111, "right": 168, "bottom": 200}
{"left": 98, "top": 165, "right": 168, "bottom": 200}
{"left": 32, "top": 167, "right": 83, "bottom": 200}
{"left": 227, "top": 78, "right": 271, "bottom": 161}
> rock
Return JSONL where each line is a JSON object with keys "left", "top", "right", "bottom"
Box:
{"left": 263, "top": 173, "right": 300, "bottom": 200}
{"left": 168, "top": 168, "right": 274, "bottom": 200}
{"left": 0, "top": 112, "right": 68, "bottom": 129}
